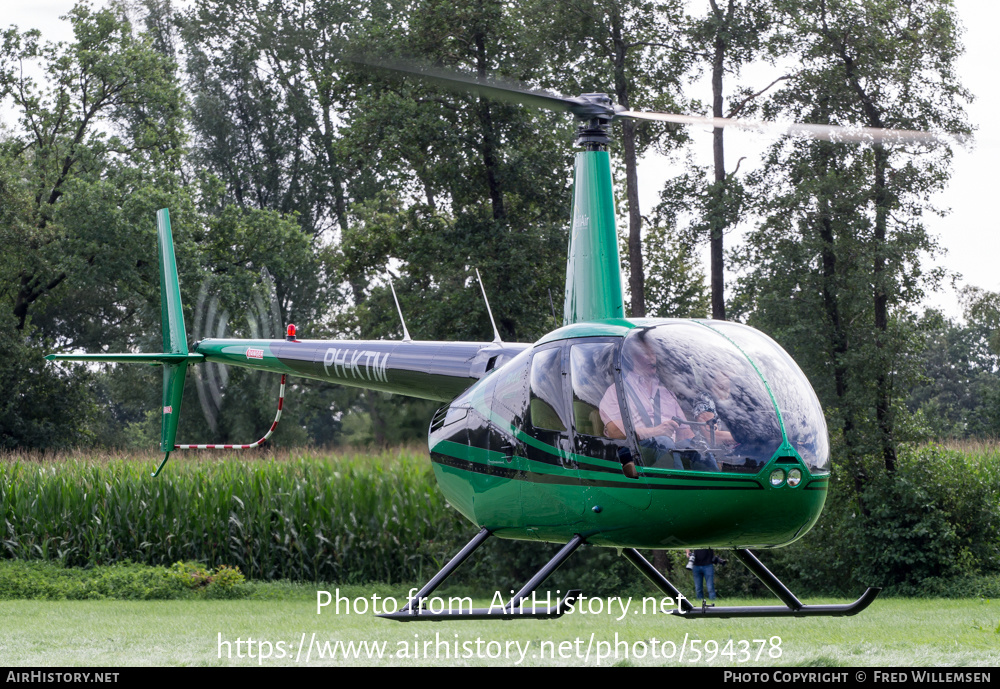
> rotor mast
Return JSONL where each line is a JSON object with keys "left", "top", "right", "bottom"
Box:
{"left": 573, "top": 93, "right": 615, "bottom": 150}
{"left": 563, "top": 93, "right": 627, "bottom": 325}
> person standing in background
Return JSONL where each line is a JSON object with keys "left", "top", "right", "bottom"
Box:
{"left": 686, "top": 548, "right": 717, "bottom": 602}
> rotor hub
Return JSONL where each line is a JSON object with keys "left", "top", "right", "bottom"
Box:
{"left": 572, "top": 93, "right": 615, "bottom": 149}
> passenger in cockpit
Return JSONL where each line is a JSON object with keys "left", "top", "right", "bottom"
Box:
{"left": 599, "top": 339, "right": 694, "bottom": 469}
{"left": 690, "top": 371, "right": 736, "bottom": 447}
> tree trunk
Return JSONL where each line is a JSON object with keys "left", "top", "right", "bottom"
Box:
{"left": 872, "top": 145, "right": 896, "bottom": 473}
{"left": 475, "top": 28, "right": 505, "bottom": 222}
{"left": 612, "top": 8, "right": 644, "bottom": 317}
{"left": 816, "top": 156, "right": 866, "bottom": 506}
{"left": 709, "top": 5, "right": 728, "bottom": 321}
{"left": 834, "top": 36, "right": 898, "bottom": 474}
{"left": 652, "top": 549, "right": 672, "bottom": 576}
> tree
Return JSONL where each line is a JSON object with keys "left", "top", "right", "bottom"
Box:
{"left": 0, "top": 2, "right": 187, "bottom": 339}
{"left": 735, "top": 0, "right": 971, "bottom": 480}
{"left": 906, "top": 290, "right": 1000, "bottom": 439}
{"left": 0, "top": 2, "right": 337, "bottom": 449}
{"left": 522, "top": 0, "right": 689, "bottom": 317}
{"left": 181, "top": 0, "right": 353, "bottom": 240}
{"left": 662, "top": 0, "right": 787, "bottom": 321}
{"left": 0, "top": 2, "right": 191, "bottom": 447}
{"left": 640, "top": 216, "right": 710, "bottom": 319}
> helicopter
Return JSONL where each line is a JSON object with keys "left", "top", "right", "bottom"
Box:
{"left": 46, "top": 60, "right": 948, "bottom": 621}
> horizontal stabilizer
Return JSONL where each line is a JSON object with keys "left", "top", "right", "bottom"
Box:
{"left": 46, "top": 353, "right": 204, "bottom": 364}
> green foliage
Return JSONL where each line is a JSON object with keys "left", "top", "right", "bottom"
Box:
{"left": 639, "top": 216, "right": 710, "bottom": 319}
{"left": 0, "top": 320, "right": 101, "bottom": 449}
{"left": 906, "top": 306, "right": 1000, "bottom": 439}
{"left": 0, "top": 558, "right": 250, "bottom": 600}
{"left": 0, "top": 2, "right": 190, "bottom": 449}
{"left": 167, "top": 561, "right": 247, "bottom": 597}
{"left": 770, "top": 444, "right": 1000, "bottom": 596}
{"left": 0, "top": 2, "right": 187, "bottom": 338}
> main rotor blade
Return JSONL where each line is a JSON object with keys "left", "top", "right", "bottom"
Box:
{"left": 620, "top": 110, "right": 964, "bottom": 145}
{"left": 349, "top": 58, "right": 610, "bottom": 119}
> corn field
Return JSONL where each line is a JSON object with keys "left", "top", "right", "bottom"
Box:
{"left": 0, "top": 448, "right": 467, "bottom": 583}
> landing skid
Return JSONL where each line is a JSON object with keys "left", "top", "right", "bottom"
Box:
{"left": 623, "top": 547, "right": 881, "bottom": 618}
{"left": 379, "top": 529, "right": 880, "bottom": 621}
{"left": 378, "top": 528, "right": 583, "bottom": 621}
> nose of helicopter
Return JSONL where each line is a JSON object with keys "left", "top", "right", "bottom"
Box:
{"left": 657, "top": 464, "right": 827, "bottom": 548}
{"left": 578, "top": 457, "right": 828, "bottom": 550}
{"left": 608, "top": 318, "right": 831, "bottom": 549}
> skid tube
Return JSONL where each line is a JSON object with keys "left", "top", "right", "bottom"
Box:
{"left": 622, "top": 547, "right": 880, "bottom": 619}
{"left": 379, "top": 529, "right": 583, "bottom": 621}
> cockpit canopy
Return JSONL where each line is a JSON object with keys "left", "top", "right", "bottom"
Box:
{"left": 440, "top": 320, "right": 829, "bottom": 476}
{"left": 614, "top": 322, "right": 829, "bottom": 474}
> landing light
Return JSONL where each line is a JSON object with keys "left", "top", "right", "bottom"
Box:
{"left": 787, "top": 468, "right": 803, "bottom": 487}
{"left": 769, "top": 469, "right": 785, "bottom": 487}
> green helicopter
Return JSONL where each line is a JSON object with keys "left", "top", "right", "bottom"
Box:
{"left": 48, "top": 62, "right": 947, "bottom": 621}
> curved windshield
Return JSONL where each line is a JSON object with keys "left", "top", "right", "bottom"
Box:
{"left": 613, "top": 323, "right": 784, "bottom": 473}
{"left": 702, "top": 322, "right": 830, "bottom": 474}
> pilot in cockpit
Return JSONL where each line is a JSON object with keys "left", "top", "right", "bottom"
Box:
{"left": 598, "top": 337, "right": 695, "bottom": 469}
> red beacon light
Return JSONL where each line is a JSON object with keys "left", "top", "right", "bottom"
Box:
{"left": 286, "top": 324, "right": 297, "bottom": 341}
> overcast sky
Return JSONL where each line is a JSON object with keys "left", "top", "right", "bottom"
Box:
{"left": 4, "top": 0, "right": 997, "bottom": 320}
{"left": 638, "top": 0, "right": 1000, "bottom": 321}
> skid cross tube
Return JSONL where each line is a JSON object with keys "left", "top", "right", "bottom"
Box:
{"left": 399, "top": 527, "right": 491, "bottom": 613}
{"left": 622, "top": 547, "right": 880, "bottom": 619}
{"left": 380, "top": 532, "right": 585, "bottom": 621}
{"left": 505, "top": 535, "right": 585, "bottom": 612}
{"left": 621, "top": 548, "right": 694, "bottom": 613}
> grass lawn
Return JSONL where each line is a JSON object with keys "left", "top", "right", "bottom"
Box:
{"left": 1, "top": 586, "right": 996, "bottom": 667}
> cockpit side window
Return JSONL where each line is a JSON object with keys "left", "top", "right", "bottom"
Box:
{"left": 570, "top": 343, "right": 616, "bottom": 437}
{"left": 569, "top": 340, "right": 635, "bottom": 476}
{"left": 491, "top": 348, "right": 530, "bottom": 427}
{"left": 529, "top": 347, "right": 568, "bottom": 432}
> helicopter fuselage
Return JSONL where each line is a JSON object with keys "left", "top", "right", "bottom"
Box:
{"left": 193, "top": 315, "right": 829, "bottom": 551}
{"left": 426, "top": 319, "right": 828, "bottom": 550}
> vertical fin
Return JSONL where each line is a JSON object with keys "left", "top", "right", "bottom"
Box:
{"left": 157, "top": 208, "right": 188, "bottom": 355}
{"left": 155, "top": 208, "right": 189, "bottom": 459}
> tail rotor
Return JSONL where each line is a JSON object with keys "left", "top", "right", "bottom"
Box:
{"left": 190, "top": 269, "right": 283, "bottom": 436}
